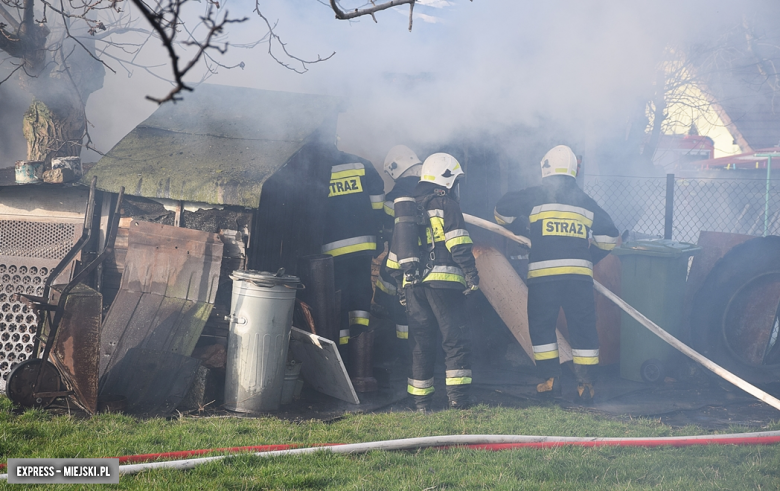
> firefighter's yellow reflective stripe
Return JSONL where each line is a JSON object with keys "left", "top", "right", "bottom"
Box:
{"left": 384, "top": 201, "right": 395, "bottom": 217}
{"left": 423, "top": 265, "right": 465, "bottom": 286}
{"left": 533, "top": 343, "right": 559, "bottom": 361}
{"left": 444, "top": 369, "right": 472, "bottom": 388}
{"left": 554, "top": 167, "right": 577, "bottom": 177}
{"left": 331, "top": 163, "right": 365, "bottom": 179}
{"left": 494, "top": 209, "right": 516, "bottom": 225}
{"left": 445, "top": 234, "right": 473, "bottom": 251}
{"left": 396, "top": 324, "right": 408, "bottom": 339}
{"left": 528, "top": 267, "right": 592, "bottom": 278}
{"left": 421, "top": 174, "right": 437, "bottom": 182}
{"left": 444, "top": 229, "right": 470, "bottom": 241}
{"left": 376, "top": 277, "right": 396, "bottom": 295}
{"left": 530, "top": 204, "right": 593, "bottom": 227}
{"left": 573, "top": 355, "right": 599, "bottom": 365}
{"left": 445, "top": 377, "right": 472, "bottom": 385}
{"left": 429, "top": 216, "right": 445, "bottom": 243}
{"left": 339, "top": 329, "right": 350, "bottom": 345}
{"left": 386, "top": 251, "right": 400, "bottom": 269}
{"left": 370, "top": 194, "right": 385, "bottom": 210}
{"left": 593, "top": 234, "right": 618, "bottom": 250}
{"left": 407, "top": 377, "right": 435, "bottom": 396}
{"left": 322, "top": 236, "right": 377, "bottom": 256}
{"left": 349, "top": 310, "right": 370, "bottom": 326}
{"left": 527, "top": 259, "right": 593, "bottom": 279}
{"left": 408, "top": 385, "right": 435, "bottom": 395}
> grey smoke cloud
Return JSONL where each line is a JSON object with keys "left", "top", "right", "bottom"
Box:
{"left": 71, "top": 0, "right": 780, "bottom": 169}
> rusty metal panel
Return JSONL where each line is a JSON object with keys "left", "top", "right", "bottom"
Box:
{"left": 100, "top": 347, "right": 201, "bottom": 416}
{"left": 98, "top": 221, "right": 222, "bottom": 400}
{"left": 121, "top": 220, "right": 222, "bottom": 302}
{"left": 50, "top": 284, "right": 102, "bottom": 414}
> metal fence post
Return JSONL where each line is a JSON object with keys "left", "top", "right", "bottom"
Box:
{"left": 664, "top": 174, "right": 674, "bottom": 240}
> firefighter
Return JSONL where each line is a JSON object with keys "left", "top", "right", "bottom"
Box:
{"left": 388, "top": 152, "right": 479, "bottom": 412}
{"left": 493, "top": 145, "right": 619, "bottom": 403}
{"left": 322, "top": 149, "right": 386, "bottom": 366}
{"left": 373, "top": 145, "right": 423, "bottom": 341}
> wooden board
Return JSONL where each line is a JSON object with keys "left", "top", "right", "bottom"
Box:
{"left": 289, "top": 327, "right": 360, "bottom": 405}
{"left": 472, "top": 244, "right": 572, "bottom": 364}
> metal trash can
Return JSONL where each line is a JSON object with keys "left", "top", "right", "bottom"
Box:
{"left": 224, "top": 270, "right": 300, "bottom": 412}
{"left": 612, "top": 239, "right": 700, "bottom": 383}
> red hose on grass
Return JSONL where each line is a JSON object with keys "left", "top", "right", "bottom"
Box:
{"left": 3, "top": 433, "right": 780, "bottom": 476}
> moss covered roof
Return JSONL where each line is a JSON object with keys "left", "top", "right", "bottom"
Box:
{"left": 84, "top": 85, "right": 342, "bottom": 207}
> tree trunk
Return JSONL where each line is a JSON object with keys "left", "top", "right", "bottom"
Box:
{"left": 23, "top": 97, "right": 85, "bottom": 164}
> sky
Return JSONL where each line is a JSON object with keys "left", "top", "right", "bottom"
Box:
{"left": 5, "top": 0, "right": 780, "bottom": 173}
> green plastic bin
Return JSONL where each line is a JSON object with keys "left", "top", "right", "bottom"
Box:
{"left": 611, "top": 239, "right": 700, "bottom": 382}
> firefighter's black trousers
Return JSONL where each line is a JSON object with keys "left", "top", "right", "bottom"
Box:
{"left": 406, "top": 285, "right": 472, "bottom": 404}
{"left": 373, "top": 263, "right": 409, "bottom": 339}
{"left": 333, "top": 254, "right": 374, "bottom": 345}
{"left": 527, "top": 278, "right": 599, "bottom": 381}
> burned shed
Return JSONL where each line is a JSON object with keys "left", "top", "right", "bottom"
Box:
{"left": 85, "top": 83, "right": 343, "bottom": 274}
{"left": 77, "top": 85, "right": 345, "bottom": 413}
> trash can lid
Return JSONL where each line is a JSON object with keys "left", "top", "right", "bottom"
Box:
{"left": 230, "top": 269, "right": 300, "bottom": 287}
{"left": 612, "top": 239, "right": 701, "bottom": 257}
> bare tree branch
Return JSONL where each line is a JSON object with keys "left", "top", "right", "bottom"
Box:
{"left": 254, "top": 6, "right": 334, "bottom": 74}
{"left": 128, "top": 0, "right": 247, "bottom": 103}
{"left": 329, "top": 0, "right": 413, "bottom": 20}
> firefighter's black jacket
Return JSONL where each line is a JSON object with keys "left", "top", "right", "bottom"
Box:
{"left": 321, "top": 151, "right": 386, "bottom": 258}
{"left": 494, "top": 175, "right": 619, "bottom": 284}
{"left": 389, "top": 182, "right": 477, "bottom": 290}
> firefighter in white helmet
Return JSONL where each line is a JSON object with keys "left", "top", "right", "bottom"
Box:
{"left": 493, "top": 145, "right": 619, "bottom": 404}
{"left": 373, "top": 145, "right": 423, "bottom": 342}
{"left": 387, "top": 152, "right": 479, "bottom": 412}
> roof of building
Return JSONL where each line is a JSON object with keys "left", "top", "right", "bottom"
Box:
{"left": 83, "top": 84, "right": 343, "bottom": 208}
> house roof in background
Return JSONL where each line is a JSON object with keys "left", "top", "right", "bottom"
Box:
{"left": 84, "top": 84, "right": 343, "bottom": 207}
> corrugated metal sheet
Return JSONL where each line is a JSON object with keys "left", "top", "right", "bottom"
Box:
{"left": 84, "top": 85, "right": 343, "bottom": 207}
{"left": 98, "top": 221, "right": 223, "bottom": 393}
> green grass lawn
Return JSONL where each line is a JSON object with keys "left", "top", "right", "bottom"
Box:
{"left": 1, "top": 395, "right": 779, "bottom": 490}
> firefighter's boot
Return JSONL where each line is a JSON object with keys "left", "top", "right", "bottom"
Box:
{"left": 447, "top": 385, "right": 471, "bottom": 410}
{"left": 573, "top": 364, "right": 595, "bottom": 405}
{"left": 536, "top": 377, "right": 561, "bottom": 398}
{"left": 412, "top": 394, "right": 432, "bottom": 413}
{"left": 576, "top": 383, "right": 595, "bottom": 405}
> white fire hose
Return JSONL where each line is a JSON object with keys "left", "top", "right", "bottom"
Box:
{"left": 463, "top": 213, "right": 780, "bottom": 412}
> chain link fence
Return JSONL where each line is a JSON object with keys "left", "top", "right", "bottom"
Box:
{"left": 584, "top": 175, "right": 780, "bottom": 243}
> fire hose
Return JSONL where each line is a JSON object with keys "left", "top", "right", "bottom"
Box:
{"left": 462, "top": 213, "right": 780, "bottom": 412}
{"left": 3, "top": 432, "right": 780, "bottom": 479}
{"left": 3, "top": 215, "right": 779, "bottom": 480}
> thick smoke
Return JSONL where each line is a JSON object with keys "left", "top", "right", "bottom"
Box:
{"left": 7, "top": 0, "right": 780, "bottom": 176}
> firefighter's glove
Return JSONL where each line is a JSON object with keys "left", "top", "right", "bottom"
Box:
{"left": 463, "top": 272, "right": 480, "bottom": 296}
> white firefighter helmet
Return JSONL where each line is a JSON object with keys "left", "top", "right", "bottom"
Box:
{"left": 541, "top": 145, "right": 578, "bottom": 178}
{"left": 420, "top": 153, "right": 464, "bottom": 189}
{"left": 383, "top": 145, "right": 422, "bottom": 180}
